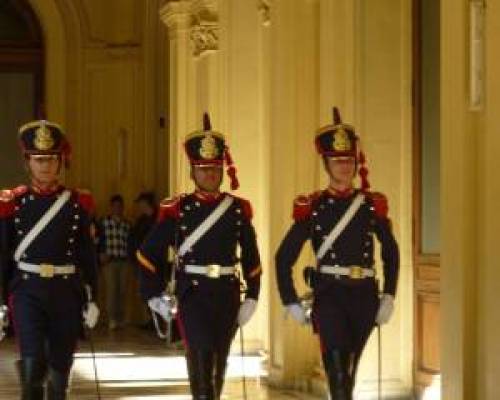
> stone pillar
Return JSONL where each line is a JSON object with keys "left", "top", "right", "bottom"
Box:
{"left": 267, "top": 0, "right": 322, "bottom": 389}
{"left": 440, "top": 0, "right": 479, "bottom": 399}
{"left": 160, "top": 0, "right": 196, "bottom": 193}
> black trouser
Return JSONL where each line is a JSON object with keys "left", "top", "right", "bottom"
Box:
{"left": 184, "top": 340, "right": 233, "bottom": 400}
{"left": 177, "top": 277, "right": 240, "bottom": 399}
{"left": 313, "top": 279, "right": 379, "bottom": 398}
{"left": 11, "top": 275, "right": 82, "bottom": 399}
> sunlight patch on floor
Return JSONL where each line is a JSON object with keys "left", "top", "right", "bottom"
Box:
{"left": 73, "top": 352, "right": 267, "bottom": 384}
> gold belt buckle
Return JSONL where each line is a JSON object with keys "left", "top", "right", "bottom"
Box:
{"left": 206, "top": 264, "right": 221, "bottom": 279}
{"left": 349, "top": 266, "right": 363, "bottom": 280}
{"left": 39, "top": 264, "right": 55, "bottom": 279}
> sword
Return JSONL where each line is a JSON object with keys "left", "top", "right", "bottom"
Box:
{"left": 378, "top": 324, "right": 382, "bottom": 400}
{"left": 86, "top": 325, "right": 102, "bottom": 400}
{"left": 239, "top": 326, "right": 248, "bottom": 400}
{"left": 236, "top": 266, "right": 249, "bottom": 400}
{"left": 152, "top": 223, "right": 180, "bottom": 344}
{"left": 0, "top": 221, "right": 10, "bottom": 341}
{"left": 84, "top": 285, "right": 101, "bottom": 400}
{"left": 0, "top": 305, "right": 8, "bottom": 342}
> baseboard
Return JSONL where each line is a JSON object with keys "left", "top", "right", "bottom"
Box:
{"left": 310, "top": 375, "right": 414, "bottom": 400}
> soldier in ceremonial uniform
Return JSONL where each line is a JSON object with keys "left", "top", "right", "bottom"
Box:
{"left": 137, "top": 113, "right": 262, "bottom": 400}
{"left": 0, "top": 120, "right": 99, "bottom": 400}
{"left": 275, "top": 108, "right": 399, "bottom": 399}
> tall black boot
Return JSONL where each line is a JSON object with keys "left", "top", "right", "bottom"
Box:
{"left": 214, "top": 347, "right": 230, "bottom": 399}
{"left": 46, "top": 368, "right": 69, "bottom": 400}
{"left": 19, "top": 358, "right": 47, "bottom": 400}
{"left": 187, "top": 350, "right": 216, "bottom": 400}
{"left": 349, "top": 351, "right": 362, "bottom": 394}
{"left": 185, "top": 351, "right": 199, "bottom": 398}
{"left": 322, "top": 349, "right": 353, "bottom": 400}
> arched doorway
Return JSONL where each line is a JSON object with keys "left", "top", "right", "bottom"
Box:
{"left": 0, "top": 0, "right": 43, "bottom": 186}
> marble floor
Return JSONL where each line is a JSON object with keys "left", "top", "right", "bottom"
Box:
{"left": 0, "top": 327, "right": 323, "bottom": 399}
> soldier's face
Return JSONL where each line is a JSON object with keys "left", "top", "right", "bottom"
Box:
{"left": 326, "top": 157, "right": 356, "bottom": 185}
{"left": 192, "top": 165, "right": 223, "bottom": 192}
{"left": 27, "top": 154, "right": 61, "bottom": 184}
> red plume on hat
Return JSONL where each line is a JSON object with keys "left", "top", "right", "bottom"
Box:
{"left": 203, "top": 112, "right": 212, "bottom": 131}
{"left": 202, "top": 112, "right": 240, "bottom": 190}
{"left": 331, "top": 107, "right": 370, "bottom": 191}
{"left": 333, "top": 106, "right": 342, "bottom": 125}
{"left": 224, "top": 145, "right": 239, "bottom": 191}
{"left": 358, "top": 149, "right": 370, "bottom": 192}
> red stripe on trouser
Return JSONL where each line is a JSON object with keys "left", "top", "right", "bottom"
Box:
{"left": 175, "top": 309, "right": 189, "bottom": 352}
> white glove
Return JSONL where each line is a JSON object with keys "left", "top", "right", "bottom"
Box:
{"left": 148, "top": 294, "right": 177, "bottom": 322}
{"left": 0, "top": 305, "right": 8, "bottom": 341}
{"left": 83, "top": 302, "right": 100, "bottom": 329}
{"left": 376, "top": 294, "right": 395, "bottom": 325}
{"left": 285, "top": 303, "right": 307, "bottom": 325}
{"left": 238, "top": 298, "right": 257, "bottom": 327}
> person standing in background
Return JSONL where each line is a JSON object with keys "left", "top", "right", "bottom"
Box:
{"left": 128, "top": 191, "right": 157, "bottom": 329}
{"left": 100, "top": 194, "right": 131, "bottom": 330}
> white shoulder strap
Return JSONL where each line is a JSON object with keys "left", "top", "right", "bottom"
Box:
{"left": 316, "top": 193, "right": 365, "bottom": 261}
{"left": 14, "top": 190, "right": 72, "bottom": 262}
{"left": 177, "top": 195, "right": 234, "bottom": 257}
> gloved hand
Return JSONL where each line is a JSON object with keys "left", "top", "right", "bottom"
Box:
{"left": 376, "top": 294, "right": 395, "bottom": 325}
{"left": 237, "top": 298, "right": 257, "bottom": 327}
{"left": 83, "top": 302, "right": 100, "bottom": 329}
{"left": 285, "top": 303, "right": 308, "bottom": 325}
{"left": 0, "top": 305, "right": 9, "bottom": 341}
{"left": 148, "top": 294, "right": 177, "bottom": 322}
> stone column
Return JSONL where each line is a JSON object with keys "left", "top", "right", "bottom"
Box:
{"left": 267, "top": 0, "right": 322, "bottom": 389}
{"left": 160, "top": 0, "right": 196, "bottom": 193}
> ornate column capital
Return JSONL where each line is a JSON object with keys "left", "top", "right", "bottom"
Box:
{"left": 189, "top": 0, "right": 219, "bottom": 57}
{"left": 160, "top": 1, "right": 191, "bottom": 31}
{"left": 190, "top": 0, "right": 218, "bottom": 21}
{"left": 190, "top": 22, "right": 219, "bottom": 57}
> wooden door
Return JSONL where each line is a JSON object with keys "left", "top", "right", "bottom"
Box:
{"left": 413, "top": 0, "right": 441, "bottom": 396}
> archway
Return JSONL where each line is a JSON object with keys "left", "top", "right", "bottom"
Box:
{"left": 0, "top": 0, "right": 43, "bottom": 186}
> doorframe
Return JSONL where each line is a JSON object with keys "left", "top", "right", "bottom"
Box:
{"left": 412, "top": 0, "right": 441, "bottom": 396}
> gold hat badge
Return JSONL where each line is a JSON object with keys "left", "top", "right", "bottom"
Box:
{"left": 200, "top": 133, "right": 219, "bottom": 159}
{"left": 34, "top": 122, "right": 55, "bottom": 151}
{"left": 332, "top": 127, "right": 352, "bottom": 152}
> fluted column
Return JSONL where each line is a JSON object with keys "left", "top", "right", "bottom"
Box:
{"left": 160, "top": 1, "right": 196, "bottom": 193}
{"left": 267, "top": 0, "right": 322, "bottom": 389}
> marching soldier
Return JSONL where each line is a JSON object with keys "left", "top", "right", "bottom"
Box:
{"left": 0, "top": 120, "right": 99, "bottom": 400}
{"left": 137, "top": 113, "right": 262, "bottom": 400}
{"left": 275, "top": 108, "right": 399, "bottom": 399}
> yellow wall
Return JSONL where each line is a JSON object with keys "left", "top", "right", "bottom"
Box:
{"left": 441, "top": 1, "right": 500, "bottom": 399}
{"left": 31, "top": 0, "right": 418, "bottom": 396}
{"left": 440, "top": 1, "right": 476, "bottom": 398}
{"left": 28, "top": 0, "right": 167, "bottom": 214}
{"left": 479, "top": 2, "right": 500, "bottom": 398}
